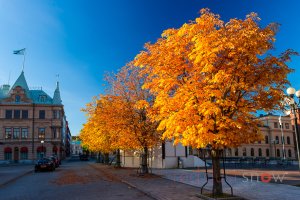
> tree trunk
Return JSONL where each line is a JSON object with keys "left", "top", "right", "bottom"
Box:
{"left": 104, "top": 153, "right": 109, "bottom": 164}
{"left": 141, "top": 147, "right": 149, "bottom": 174}
{"left": 115, "top": 149, "right": 121, "bottom": 167}
{"left": 96, "top": 151, "right": 101, "bottom": 163}
{"left": 211, "top": 149, "right": 223, "bottom": 195}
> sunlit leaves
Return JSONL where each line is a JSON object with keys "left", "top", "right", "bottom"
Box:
{"left": 134, "top": 9, "right": 296, "bottom": 149}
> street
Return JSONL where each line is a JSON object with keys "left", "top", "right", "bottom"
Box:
{"left": 0, "top": 157, "right": 152, "bottom": 200}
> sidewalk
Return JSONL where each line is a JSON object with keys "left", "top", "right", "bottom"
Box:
{"left": 90, "top": 164, "right": 204, "bottom": 200}
{"left": 153, "top": 168, "right": 300, "bottom": 200}
{"left": 0, "top": 165, "right": 33, "bottom": 187}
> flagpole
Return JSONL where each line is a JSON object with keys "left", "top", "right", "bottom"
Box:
{"left": 22, "top": 50, "right": 26, "bottom": 72}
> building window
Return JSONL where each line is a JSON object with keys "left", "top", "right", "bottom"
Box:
{"left": 53, "top": 146, "right": 58, "bottom": 155}
{"left": 4, "top": 147, "right": 12, "bottom": 160}
{"left": 275, "top": 136, "right": 279, "bottom": 144}
{"left": 39, "top": 110, "right": 45, "bottom": 119}
{"left": 265, "top": 136, "right": 269, "bottom": 144}
{"left": 276, "top": 149, "right": 280, "bottom": 157}
{"left": 53, "top": 110, "right": 60, "bottom": 119}
{"left": 5, "top": 128, "right": 12, "bottom": 139}
{"left": 287, "top": 136, "right": 291, "bottom": 145}
{"left": 288, "top": 149, "right": 292, "bottom": 158}
{"left": 13, "top": 128, "right": 20, "bottom": 139}
{"left": 258, "top": 148, "right": 262, "bottom": 157}
{"left": 235, "top": 148, "right": 238, "bottom": 156}
{"left": 21, "top": 128, "right": 28, "bottom": 139}
{"left": 38, "top": 128, "right": 46, "bottom": 139}
{"left": 274, "top": 122, "right": 278, "bottom": 128}
{"left": 227, "top": 148, "right": 232, "bottom": 156}
{"left": 15, "top": 95, "right": 21, "bottom": 102}
{"left": 39, "top": 95, "right": 47, "bottom": 102}
{"left": 5, "top": 110, "right": 12, "bottom": 119}
{"left": 22, "top": 110, "right": 28, "bottom": 119}
{"left": 251, "top": 148, "right": 254, "bottom": 157}
{"left": 37, "top": 146, "right": 46, "bottom": 159}
{"left": 242, "top": 148, "right": 247, "bottom": 156}
{"left": 292, "top": 125, "right": 295, "bottom": 130}
{"left": 52, "top": 127, "right": 59, "bottom": 138}
{"left": 14, "top": 110, "right": 21, "bottom": 119}
{"left": 266, "top": 149, "right": 270, "bottom": 157}
{"left": 285, "top": 123, "right": 289, "bottom": 129}
{"left": 20, "top": 147, "right": 28, "bottom": 160}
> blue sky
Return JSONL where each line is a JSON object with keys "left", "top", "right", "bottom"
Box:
{"left": 0, "top": 0, "right": 299, "bottom": 135}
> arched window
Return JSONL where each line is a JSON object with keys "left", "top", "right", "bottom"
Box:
{"left": 242, "top": 148, "right": 247, "bottom": 156}
{"left": 53, "top": 146, "right": 58, "bottom": 155}
{"left": 235, "top": 148, "right": 238, "bottom": 156}
{"left": 265, "top": 136, "right": 269, "bottom": 144}
{"left": 20, "top": 147, "right": 28, "bottom": 160}
{"left": 275, "top": 136, "right": 279, "bottom": 143}
{"left": 276, "top": 149, "right": 280, "bottom": 157}
{"left": 287, "top": 136, "right": 291, "bottom": 145}
{"left": 288, "top": 149, "right": 292, "bottom": 157}
{"left": 37, "top": 146, "right": 46, "bottom": 159}
{"left": 258, "top": 148, "right": 262, "bottom": 157}
{"left": 266, "top": 149, "right": 270, "bottom": 157}
{"left": 4, "top": 147, "right": 12, "bottom": 160}
{"left": 251, "top": 148, "right": 254, "bottom": 156}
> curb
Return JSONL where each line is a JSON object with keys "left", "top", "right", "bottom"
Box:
{"left": 89, "top": 164, "right": 169, "bottom": 200}
{"left": 0, "top": 169, "right": 33, "bottom": 188}
{"left": 120, "top": 179, "right": 170, "bottom": 200}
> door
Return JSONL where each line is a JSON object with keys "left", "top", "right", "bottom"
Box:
{"left": 14, "top": 147, "right": 19, "bottom": 162}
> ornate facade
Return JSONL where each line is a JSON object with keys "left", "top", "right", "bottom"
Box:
{"left": 0, "top": 71, "right": 70, "bottom": 163}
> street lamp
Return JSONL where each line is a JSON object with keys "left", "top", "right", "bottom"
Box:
{"left": 285, "top": 87, "right": 300, "bottom": 170}
{"left": 41, "top": 140, "right": 44, "bottom": 158}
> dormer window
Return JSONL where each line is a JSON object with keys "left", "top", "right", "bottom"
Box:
{"left": 39, "top": 95, "right": 47, "bottom": 102}
{"left": 15, "top": 95, "right": 21, "bottom": 102}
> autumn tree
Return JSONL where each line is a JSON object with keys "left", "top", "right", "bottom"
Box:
{"left": 80, "top": 65, "right": 160, "bottom": 173}
{"left": 134, "top": 9, "right": 296, "bottom": 194}
{"left": 105, "top": 65, "right": 160, "bottom": 173}
{"left": 80, "top": 96, "right": 124, "bottom": 164}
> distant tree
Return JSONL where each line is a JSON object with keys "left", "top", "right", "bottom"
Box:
{"left": 80, "top": 65, "right": 160, "bottom": 173}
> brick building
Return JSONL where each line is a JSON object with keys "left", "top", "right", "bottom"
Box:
{"left": 0, "top": 71, "right": 70, "bottom": 163}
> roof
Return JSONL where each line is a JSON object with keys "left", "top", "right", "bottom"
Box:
{"left": 53, "top": 82, "right": 62, "bottom": 105}
{"left": 11, "top": 71, "right": 30, "bottom": 95}
{"left": 0, "top": 71, "right": 63, "bottom": 106}
{"left": 30, "top": 90, "right": 53, "bottom": 104}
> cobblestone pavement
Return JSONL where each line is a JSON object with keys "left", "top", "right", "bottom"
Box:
{"left": 0, "top": 164, "right": 33, "bottom": 187}
{"left": 90, "top": 164, "right": 203, "bottom": 200}
{"left": 153, "top": 168, "right": 300, "bottom": 200}
{"left": 0, "top": 160, "right": 153, "bottom": 200}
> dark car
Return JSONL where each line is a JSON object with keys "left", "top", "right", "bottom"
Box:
{"left": 49, "top": 156, "right": 60, "bottom": 168}
{"left": 35, "top": 158, "right": 55, "bottom": 172}
{"left": 79, "top": 154, "right": 89, "bottom": 161}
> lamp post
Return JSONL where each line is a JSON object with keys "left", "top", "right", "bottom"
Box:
{"left": 41, "top": 140, "right": 44, "bottom": 158}
{"left": 285, "top": 87, "right": 300, "bottom": 170}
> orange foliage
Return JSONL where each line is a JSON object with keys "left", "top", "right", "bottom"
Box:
{"left": 80, "top": 65, "right": 160, "bottom": 154}
{"left": 134, "top": 9, "right": 297, "bottom": 149}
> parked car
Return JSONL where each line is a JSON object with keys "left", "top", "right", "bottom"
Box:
{"left": 49, "top": 156, "right": 60, "bottom": 168}
{"left": 35, "top": 158, "right": 55, "bottom": 172}
{"left": 79, "top": 154, "right": 89, "bottom": 161}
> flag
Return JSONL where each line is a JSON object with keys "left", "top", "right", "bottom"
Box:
{"left": 278, "top": 115, "right": 282, "bottom": 126}
{"left": 13, "top": 48, "right": 26, "bottom": 55}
